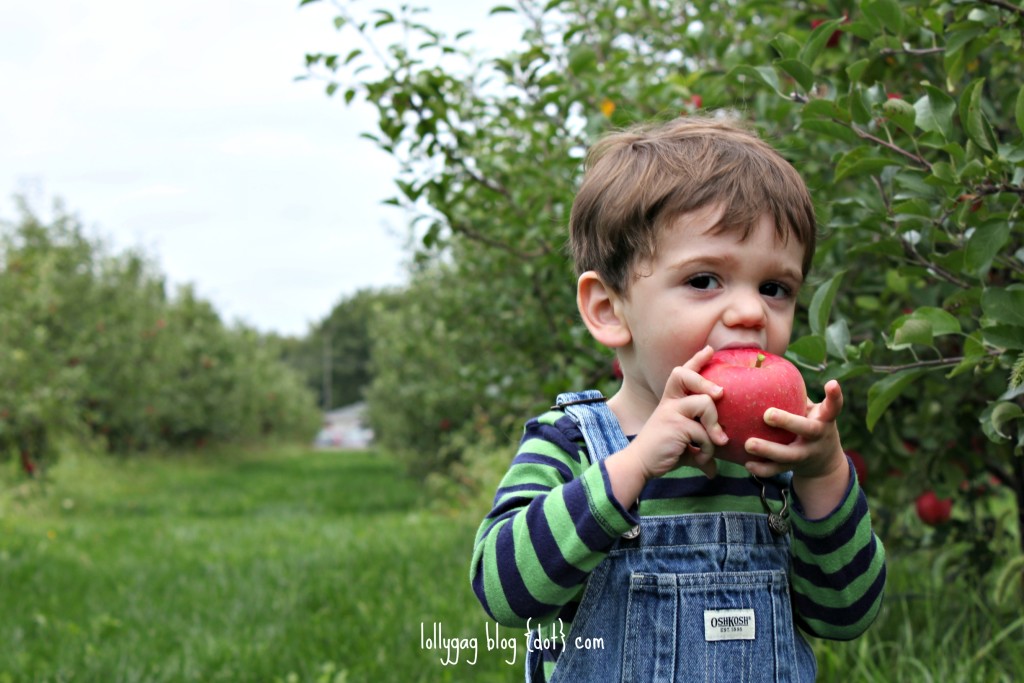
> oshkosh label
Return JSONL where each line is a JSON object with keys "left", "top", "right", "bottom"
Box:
{"left": 704, "top": 609, "right": 756, "bottom": 641}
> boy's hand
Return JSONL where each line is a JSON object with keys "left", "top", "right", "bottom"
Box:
{"left": 631, "top": 345, "right": 730, "bottom": 480}
{"left": 742, "top": 379, "right": 851, "bottom": 517}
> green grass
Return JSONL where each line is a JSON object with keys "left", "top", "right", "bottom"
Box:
{"left": 0, "top": 447, "right": 520, "bottom": 683}
{"left": 2, "top": 447, "right": 1022, "bottom": 682}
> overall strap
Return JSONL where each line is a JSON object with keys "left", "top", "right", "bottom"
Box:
{"left": 554, "top": 390, "right": 629, "bottom": 465}
{"left": 554, "top": 389, "right": 641, "bottom": 542}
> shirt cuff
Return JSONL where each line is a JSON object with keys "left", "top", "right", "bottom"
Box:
{"left": 579, "top": 459, "right": 641, "bottom": 538}
{"left": 790, "top": 456, "right": 860, "bottom": 534}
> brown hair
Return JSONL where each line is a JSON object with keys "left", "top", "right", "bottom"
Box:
{"left": 568, "top": 116, "right": 816, "bottom": 295}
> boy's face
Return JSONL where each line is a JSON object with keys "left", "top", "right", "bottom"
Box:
{"left": 616, "top": 204, "right": 805, "bottom": 401}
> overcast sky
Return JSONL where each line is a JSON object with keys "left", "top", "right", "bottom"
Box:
{"left": 0, "top": 1, "right": 520, "bottom": 337}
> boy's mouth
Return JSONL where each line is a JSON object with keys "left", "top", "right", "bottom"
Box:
{"left": 717, "top": 342, "right": 765, "bottom": 351}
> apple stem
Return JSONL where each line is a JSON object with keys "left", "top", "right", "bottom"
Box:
{"left": 756, "top": 352, "right": 765, "bottom": 369}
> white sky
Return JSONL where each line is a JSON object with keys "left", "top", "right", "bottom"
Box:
{"left": 0, "top": 1, "right": 521, "bottom": 337}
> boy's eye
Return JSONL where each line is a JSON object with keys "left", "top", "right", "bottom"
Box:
{"left": 760, "top": 281, "right": 792, "bottom": 298}
{"left": 687, "top": 274, "right": 721, "bottom": 290}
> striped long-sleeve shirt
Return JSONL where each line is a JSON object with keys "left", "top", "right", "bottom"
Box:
{"left": 470, "top": 408, "right": 886, "bottom": 665}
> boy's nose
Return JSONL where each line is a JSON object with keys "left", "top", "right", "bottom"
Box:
{"left": 722, "top": 291, "right": 767, "bottom": 329}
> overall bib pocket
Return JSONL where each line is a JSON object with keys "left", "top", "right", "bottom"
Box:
{"left": 621, "top": 569, "right": 803, "bottom": 683}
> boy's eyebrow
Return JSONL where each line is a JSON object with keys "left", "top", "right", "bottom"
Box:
{"left": 668, "top": 254, "right": 804, "bottom": 284}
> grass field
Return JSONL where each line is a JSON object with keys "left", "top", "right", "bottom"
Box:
{"left": 1, "top": 446, "right": 1022, "bottom": 682}
{"left": 0, "top": 447, "right": 520, "bottom": 683}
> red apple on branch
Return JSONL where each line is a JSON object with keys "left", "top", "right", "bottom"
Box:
{"left": 915, "top": 491, "right": 953, "bottom": 526}
{"left": 699, "top": 349, "right": 808, "bottom": 465}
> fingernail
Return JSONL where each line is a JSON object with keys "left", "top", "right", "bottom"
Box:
{"left": 764, "top": 409, "right": 775, "bottom": 424}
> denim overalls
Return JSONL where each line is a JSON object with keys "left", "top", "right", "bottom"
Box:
{"left": 526, "top": 390, "right": 817, "bottom": 682}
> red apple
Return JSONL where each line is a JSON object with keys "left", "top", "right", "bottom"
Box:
{"left": 915, "top": 491, "right": 953, "bottom": 526}
{"left": 846, "top": 449, "right": 868, "bottom": 485}
{"left": 699, "top": 349, "right": 808, "bottom": 465}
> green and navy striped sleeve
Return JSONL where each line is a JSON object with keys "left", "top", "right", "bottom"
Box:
{"left": 469, "top": 410, "right": 638, "bottom": 627}
{"left": 789, "top": 456, "right": 887, "bottom": 640}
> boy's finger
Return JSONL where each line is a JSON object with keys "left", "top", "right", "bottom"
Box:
{"left": 743, "top": 455, "right": 788, "bottom": 479}
{"left": 696, "top": 401, "right": 729, "bottom": 446}
{"left": 817, "top": 380, "right": 844, "bottom": 422}
{"left": 682, "top": 369, "right": 725, "bottom": 400}
{"left": 692, "top": 450, "right": 718, "bottom": 479}
{"left": 762, "top": 407, "right": 817, "bottom": 437}
{"left": 681, "top": 344, "right": 716, "bottom": 372}
{"left": 743, "top": 437, "right": 799, "bottom": 466}
{"left": 664, "top": 363, "right": 723, "bottom": 401}
{"left": 673, "top": 394, "right": 729, "bottom": 447}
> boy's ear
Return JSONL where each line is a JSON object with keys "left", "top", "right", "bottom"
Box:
{"left": 577, "top": 271, "right": 631, "bottom": 348}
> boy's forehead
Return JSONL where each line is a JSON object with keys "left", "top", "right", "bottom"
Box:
{"left": 656, "top": 211, "right": 805, "bottom": 280}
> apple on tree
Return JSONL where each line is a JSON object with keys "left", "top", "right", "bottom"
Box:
{"left": 699, "top": 349, "right": 807, "bottom": 466}
{"left": 915, "top": 491, "right": 953, "bottom": 526}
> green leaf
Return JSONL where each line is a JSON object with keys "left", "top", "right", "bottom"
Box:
{"left": 960, "top": 78, "right": 996, "bottom": 154}
{"left": 965, "top": 222, "right": 1011, "bottom": 277}
{"left": 890, "top": 317, "right": 933, "bottom": 350}
{"left": 981, "top": 401, "right": 1023, "bottom": 441}
{"left": 787, "top": 335, "right": 827, "bottom": 365}
{"left": 846, "top": 58, "right": 870, "bottom": 83}
{"left": 944, "top": 23, "right": 986, "bottom": 56}
{"left": 801, "top": 17, "right": 843, "bottom": 66}
{"left": 888, "top": 307, "right": 958, "bottom": 350}
{"left": 776, "top": 59, "right": 814, "bottom": 92}
{"left": 882, "top": 97, "right": 916, "bottom": 134}
{"left": 834, "top": 149, "right": 899, "bottom": 182}
{"left": 728, "top": 65, "right": 782, "bottom": 94}
{"left": 913, "top": 307, "right": 962, "bottom": 336}
{"left": 800, "top": 119, "right": 860, "bottom": 144}
{"left": 803, "top": 98, "right": 850, "bottom": 123}
{"left": 568, "top": 45, "right": 597, "bottom": 75}
{"left": 850, "top": 85, "right": 873, "bottom": 124}
{"left": 863, "top": 0, "right": 904, "bottom": 35}
{"left": 947, "top": 332, "right": 986, "bottom": 378}
{"left": 489, "top": 5, "right": 517, "bottom": 14}
{"left": 771, "top": 33, "right": 803, "bottom": 61}
{"left": 915, "top": 86, "right": 957, "bottom": 140}
{"left": 809, "top": 271, "right": 844, "bottom": 336}
{"left": 298, "top": 0, "right": 322, "bottom": 6}
{"left": 1016, "top": 85, "right": 1024, "bottom": 138}
{"left": 825, "top": 319, "right": 851, "bottom": 360}
{"left": 867, "top": 368, "right": 927, "bottom": 431}
{"left": 982, "top": 325, "right": 1024, "bottom": 350}
{"left": 981, "top": 288, "right": 1024, "bottom": 327}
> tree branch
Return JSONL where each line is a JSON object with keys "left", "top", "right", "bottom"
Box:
{"left": 978, "top": 0, "right": 1024, "bottom": 19}
{"left": 879, "top": 47, "right": 945, "bottom": 57}
{"left": 447, "top": 219, "right": 548, "bottom": 259}
{"left": 850, "top": 124, "right": 933, "bottom": 171}
{"left": 799, "top": 350, "right": 1002, "bottom": 375}
{"left": 977, "top": 182, "right": 1024, "bottom": 198}
{"left": 900, "top": 238, "right": 972, "bottom": 289}
{"left": 867, "top": 349, "right": 1001, "bottom": 374}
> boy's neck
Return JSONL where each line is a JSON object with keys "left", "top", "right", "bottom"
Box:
{"left": 606, "top": 385, "right": 657, "bottom": 436}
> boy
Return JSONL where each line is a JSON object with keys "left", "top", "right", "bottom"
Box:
{"left": 470, "top": 116, "right": 886, "bottom": 682}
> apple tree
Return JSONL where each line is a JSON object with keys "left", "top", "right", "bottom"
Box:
{"left": 0, "top": 199, "right": 321, "bottom": 472}
{"left": 303, "top": 0, "right": 1024, "bottom": 562}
